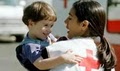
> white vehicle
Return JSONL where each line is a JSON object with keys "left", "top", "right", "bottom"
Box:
{"left": 0, "top": 0, "right": 28, "bottom": 42}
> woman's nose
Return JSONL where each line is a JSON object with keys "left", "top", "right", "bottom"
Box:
{"left": 64, "top": 18, "right": 67, "bottom": 24}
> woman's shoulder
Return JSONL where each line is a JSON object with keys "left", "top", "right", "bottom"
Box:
{"left": 46, "top": 37, "right": 96, "bottom": 52}
{"left": 48, "top": 37, "right": 95, "bottom": 47}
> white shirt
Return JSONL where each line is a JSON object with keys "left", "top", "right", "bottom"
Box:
{"left": 46, "top": 38, "right": 115, "bottom": 71}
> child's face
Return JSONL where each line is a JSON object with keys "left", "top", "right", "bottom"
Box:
{"left": 29, "top": 20, "right": 55, "bottom": 40}
{"left": 64, "top": 8, "right": 84, "bottom": 39}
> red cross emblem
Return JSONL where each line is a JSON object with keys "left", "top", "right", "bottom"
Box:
{"left": 79, "top": 49, "right": 100, "bottom": 71}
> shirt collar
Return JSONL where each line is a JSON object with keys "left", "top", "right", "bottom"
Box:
{"left": 21, "top": 33, "right": 49, "bottom": 46}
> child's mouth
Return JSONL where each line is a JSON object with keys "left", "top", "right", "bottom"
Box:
{"left": 43, "top": 33, "right": 49, "bottom": 37}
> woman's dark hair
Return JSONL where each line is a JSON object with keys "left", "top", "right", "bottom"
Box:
{"left": 22, "top": 1, "right": 57, "bottom": 25}
{"left": 73, "top": 0, "right": 117, "bottom": 71}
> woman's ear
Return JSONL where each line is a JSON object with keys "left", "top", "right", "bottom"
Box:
{"left": 81, "top": 20, "right": 89, "bottom": 30}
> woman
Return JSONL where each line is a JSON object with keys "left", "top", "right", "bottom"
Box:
{"left": 46, "top": 0, "right": 117, "bottom": 71}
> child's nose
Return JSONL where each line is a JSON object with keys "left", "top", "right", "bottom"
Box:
{"left": 47, "top": 28, "right": 52, "bottom": 33}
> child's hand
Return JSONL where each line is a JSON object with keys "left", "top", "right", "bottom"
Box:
{"left": 60, "top": 50, "right": 82, "bottom": 64}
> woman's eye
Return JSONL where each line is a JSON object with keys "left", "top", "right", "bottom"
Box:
{"left": 68, "top": 17, "right": 72, "bottom": 20}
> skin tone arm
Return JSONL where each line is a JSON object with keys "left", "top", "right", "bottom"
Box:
{"left": 33, "top": 50, "right": 82, "bottom": 70}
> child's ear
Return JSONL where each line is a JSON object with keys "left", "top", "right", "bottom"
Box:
{"left": 81, "top": 20, "right": 89, "bottom": 30}
{"left": 28, "top": 19, "right": 34, "bottom": 27}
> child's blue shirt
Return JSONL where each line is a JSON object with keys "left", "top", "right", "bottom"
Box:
{"left": 20, "top": 33, "right": 50, "bottom": 63}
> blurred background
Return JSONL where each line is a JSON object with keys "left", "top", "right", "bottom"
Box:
{"left": 0, "top": 0, "right": 120, "bottom": 71}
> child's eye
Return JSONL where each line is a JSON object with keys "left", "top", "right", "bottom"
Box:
{"left": 51, "top": 25, "right": 53, "bottom": 28}
{"left": 44, "top": 24, "right": 53, "bottom": 28}
{"left": 44, "top": 24, "right": 48, "bottom": 26}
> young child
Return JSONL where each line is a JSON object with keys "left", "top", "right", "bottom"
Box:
{"left": 15, "top": 1, "right": 82, "bottom": 71}
{"left": 47, "top": 0, "right": 117, "bottom": 71}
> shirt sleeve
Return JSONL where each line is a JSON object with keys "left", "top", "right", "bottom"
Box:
{"left": 22, "top": 43, "right": 44, "bottom": 63}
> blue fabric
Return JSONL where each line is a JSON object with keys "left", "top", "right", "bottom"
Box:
{"left": 20, "top": 33, "right": 49, "bottom": 63}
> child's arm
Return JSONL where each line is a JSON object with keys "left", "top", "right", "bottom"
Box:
{"left": 33, "top": 50, "right": 82, "bottom": 70}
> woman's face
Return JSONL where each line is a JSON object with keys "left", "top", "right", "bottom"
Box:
{"left": 64, "top": 8, "right": 83, "bottom": 39}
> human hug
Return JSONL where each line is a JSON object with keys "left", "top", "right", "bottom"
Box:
{"left": 15, "top": 0, "right": 117, "bottom": 71}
